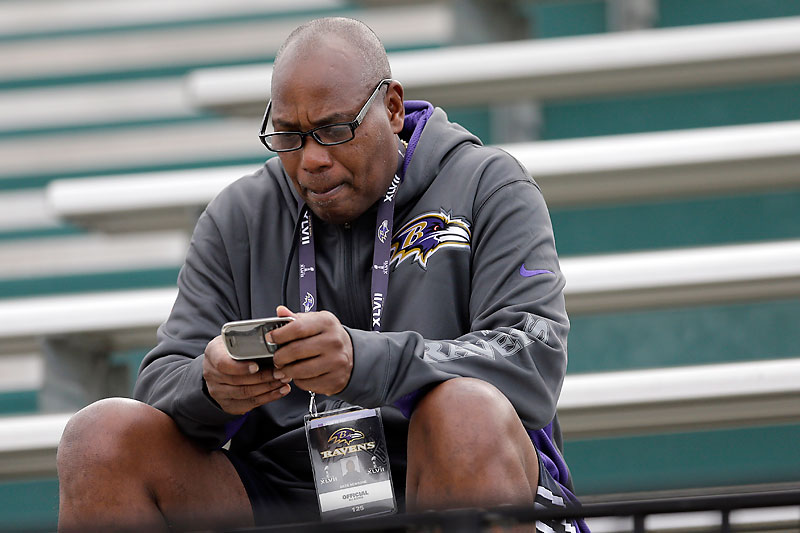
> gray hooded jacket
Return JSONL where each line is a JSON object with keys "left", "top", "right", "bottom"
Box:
{"left": 134, "top": 101, "right": 575, "bottom": 498}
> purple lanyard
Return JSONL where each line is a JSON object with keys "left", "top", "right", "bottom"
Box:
{"left": 297, "top": 142, "right": 407, "bottom": 332}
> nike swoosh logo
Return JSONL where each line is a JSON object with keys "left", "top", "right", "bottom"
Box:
{"left": 520, "top": 265, "right": 553, "bottom": 277}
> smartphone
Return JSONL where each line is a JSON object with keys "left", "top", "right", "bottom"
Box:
{"left": 221, "top": 317, "right": 295, "bottom": 360}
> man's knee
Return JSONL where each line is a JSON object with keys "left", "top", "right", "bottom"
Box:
{"left": 410, "top": 377, "right": 520, "bottom": 443}
{"left": 57, "top": 397, "right": 175, "bottom": 478}
{"left": 406, "top": 378, "right": 540, "bottom": 507}
{"left": 58, "top": 399, "right": 252, "bottom": 530}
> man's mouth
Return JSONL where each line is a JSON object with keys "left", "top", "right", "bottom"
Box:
{"left": 306, "top": 183, "right": 345, "bottom": 202}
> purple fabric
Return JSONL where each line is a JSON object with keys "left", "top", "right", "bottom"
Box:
{"left": 223, "top": 413, "right": 250, "bottom": 443}
{"left": 520, "top": 266, "right": 554, "bottom": 278}
{"left": 529, "top": 424, "right": 571, "bottom": 489}
{"left": 400, "top": 100, "right": 435, "bottom": 176}
{"left": 530, "top": 425, "right": 590, "bottom": 532}
{"left": 297, "top": 206, "right": 317, "bottom": 313}
{"left": 393, "top": 389, "right": 425, "bottom": 419}
{"left": 367, "top": 141, "right": 408, "bottom": 332}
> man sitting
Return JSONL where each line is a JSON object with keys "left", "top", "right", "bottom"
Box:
{"left": 57, "top": 17, "right": 587, "bottom": 533}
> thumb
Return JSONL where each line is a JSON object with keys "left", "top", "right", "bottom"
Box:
{"left": 276, "top": 305, "right": 297, "bottom": 318}
{"left": 266, "top": 307, "right": 297, "bottom": 350}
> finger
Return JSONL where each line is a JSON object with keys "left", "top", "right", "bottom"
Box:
{"left": 215, "top": 384, "right": 292, "bottom": 415}
{"left": 205, "top": 374, "right": 288, "bottom": 401}
{"left": 214, "top": 355, "right": 262, "bottom": 377}
{"left": 214, "top": 367, "right": 288, "bottom": 387}
{"left": 272, "top": 334, "right": 321, "bottom": 369}
{"left": 216, "top": 379, "right": 288, "bottom": 401}
{"left": 206, "top": 336, "right": 261, "bottom": 376}
{"left": 276, "top": 333, "right": 349, "bottom": 379}
{"left": 271, "top": 365, "right": 291, "bottom": 382}
{"left": 264, "top": 306, "right": 299, "bottom": 347}
{"left": 276, "top": 305, "right": 297, "bottom": 318}
{"left": 278, "top": 354, "right": 327, "bottom": 382}
{"left": 203, "top": 361, "right": 284, "bottom": 402}
{"left": 204, "top": 374, "right": 290, "bottom": 413}
{"left": 273, "top": 324, "right": 350, "bottom": 370}
{"left": 270, "top": 311, "right": 328, "bottom": 348}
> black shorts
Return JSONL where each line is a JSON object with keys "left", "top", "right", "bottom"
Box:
{"left": 534, "top": 452, "right": 582, "bottom": 533}
{"left": 224, "top": 448, "right": 581, "bottom": 531}
{"left": 223, "top": 449, "right": 320, "bottom": 525}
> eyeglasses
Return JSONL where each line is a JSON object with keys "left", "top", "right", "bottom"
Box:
{"left": 258, "top": 78, "right": 394, "bottom": 153}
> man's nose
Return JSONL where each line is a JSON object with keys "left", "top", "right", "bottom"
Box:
{"left": 300, "top": 136, "right": 333, "bottom": 173}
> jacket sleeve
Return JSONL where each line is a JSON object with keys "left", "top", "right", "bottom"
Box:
{"left": 133, "top": 207, "right": 245, "bottom": 449}
{"left": 337, "top": 157, "right": 569, "bottom": 431}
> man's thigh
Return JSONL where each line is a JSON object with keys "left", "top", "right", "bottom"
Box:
{"left": 58, "top": 398, "right": 253, "bottom": 531}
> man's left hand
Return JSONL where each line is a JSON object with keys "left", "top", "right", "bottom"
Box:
{"left": 269, "top": 305, "right": 354, "bottom": 395}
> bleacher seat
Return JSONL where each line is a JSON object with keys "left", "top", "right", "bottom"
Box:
{"left": 3, "top": 238, "right": 800, "bottom": 355}
{"left": 7, "top": 356, "right": 800, "bottom": 479}
{"left": 0, "top": 413, "right": 72, "bottom": 481}
{"left": 44, "top": 120, "right": 800, "bottom": 232}
{"left": 185, "top": 16, "right": 800, "bottom": 114}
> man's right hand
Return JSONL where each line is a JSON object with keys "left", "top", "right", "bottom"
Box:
{"left": 202, "top": 335, "right": 292, "bottom": 415}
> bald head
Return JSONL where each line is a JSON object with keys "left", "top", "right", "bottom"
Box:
{"left": 272, "top": 17, "right": 391, "bottom": 92}
{"left": 266, "top": 17, "right": 405, "bottom": 225}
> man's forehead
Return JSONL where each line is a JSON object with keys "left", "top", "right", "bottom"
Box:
{"left": 272, "top": 69, "right": 369, "bottom": 122}
{"left": 271, "top": 75, "right": 351, "bottom": 107}
{"left": 270, "top": 80, "right": 362, "bottom": 127}
{"left": 272, "top": 37, "right": 363, "bottom": 95}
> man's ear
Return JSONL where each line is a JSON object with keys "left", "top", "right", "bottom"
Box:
{"left": 385, "top": 81, "right": 405, "bottom": 134}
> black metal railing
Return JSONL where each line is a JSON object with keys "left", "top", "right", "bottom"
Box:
{"left": 236, "top": 488, "right": 800, "bottom": 533}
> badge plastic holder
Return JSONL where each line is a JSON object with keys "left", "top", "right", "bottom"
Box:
{"left": 304, "top": 405, "right": 397, "bottom": 521}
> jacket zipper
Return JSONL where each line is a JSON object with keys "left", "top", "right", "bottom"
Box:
{"left": 339, "top": 223, "right": 364, "bottom": 329}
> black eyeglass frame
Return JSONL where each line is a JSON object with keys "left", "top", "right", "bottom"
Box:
{"left": 258, "top": 78, "right": 395, "bottom": 153}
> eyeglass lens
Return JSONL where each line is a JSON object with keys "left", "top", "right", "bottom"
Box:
{"left": 266, "top": 123, "right": 355, "bottom": 151}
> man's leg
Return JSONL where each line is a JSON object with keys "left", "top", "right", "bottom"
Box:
{"left": 57, "top": 398, "right": 253, "bottom": 532}
{"left": 406, "top": 377, "right": 540, "bottom": 510}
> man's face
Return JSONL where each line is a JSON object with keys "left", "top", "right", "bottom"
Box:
{"left": 270, "top": 42, "right": 404, "bottom": 225}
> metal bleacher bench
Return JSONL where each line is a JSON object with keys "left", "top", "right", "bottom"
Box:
{"left": 0, "top": 3, "right": 451, "bottom": 190}
{"left": 45, "top": 119, "right": 800, "bottom": 233}
{"left": 4, "top": 238, "right": 800, "bottom": 352}
{"left": 5, "top": 240, "right": 800, "bottom": 350}
{"left": 2, "top": 237, "right": 800, "bottom": 415}
{"left": 8, "top": 15, "right": 799, "bottom": 205}
{"left": 5, "top": 352, "right": 800, "bottom": 531}
{"left": 1, "top": 2, "right": 449, "bottom": 102}
{"left": 185, "top": 16, "right": 800, "bottom": 115}
{"left": 14, "top": 15, "right": 800, "bottom": 236}
{"left": 4, "top": 356, "right": 800, "bottom": 480}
